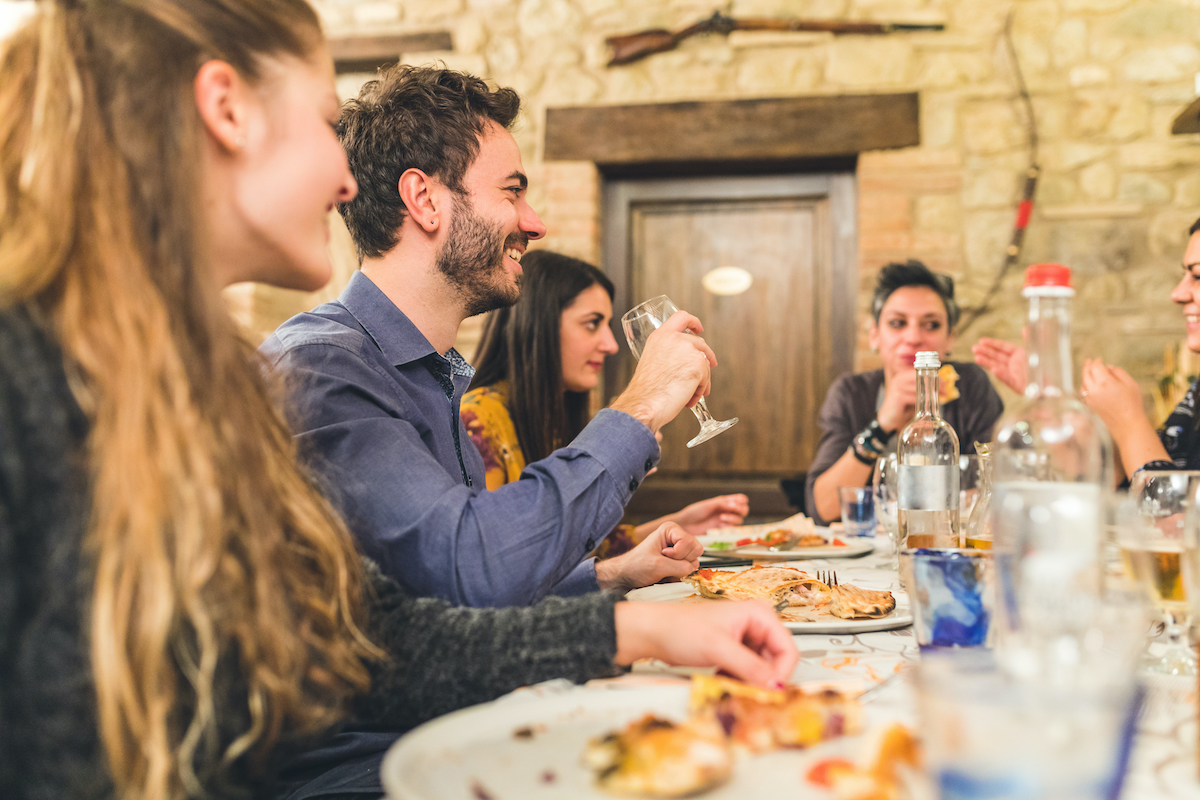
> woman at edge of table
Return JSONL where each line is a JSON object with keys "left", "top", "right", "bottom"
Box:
{"left": 463, "top": 250, "right": 749, "bottom": 558}
{"left": 806, "top": 260, "right": 1005, "bottom": 525}
{"left": 974, "top": 217, "right": 1200, "bottom": 483}
{"left": 0, "top": 4, "right": 798, "bottom": 799}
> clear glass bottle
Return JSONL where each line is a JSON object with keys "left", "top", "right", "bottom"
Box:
{"left": 897, "top": 351, "right": 961, "bottom": 549}
{"left": 990, "top": 264, "right": 1115, "bottom": 676}
{"left": 963, "top": 441, "right": 993, "bottom": 549}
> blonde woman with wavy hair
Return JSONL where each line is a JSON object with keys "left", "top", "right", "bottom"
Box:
{"left": 0, "top": 3, "right": 797, "bottom": 799}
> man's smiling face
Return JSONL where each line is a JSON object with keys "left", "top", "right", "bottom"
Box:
{"left": 434, "top": 120, "right": 546, "bottom": 317}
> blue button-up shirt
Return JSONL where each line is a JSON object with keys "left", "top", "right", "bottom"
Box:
{"left": 260, "top": 271, "right": 659, "bottom": 607}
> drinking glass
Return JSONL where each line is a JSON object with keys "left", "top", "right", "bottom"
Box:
{"left": 873, "top": 451, "right": 900, "bottom": 569}
{"left": 958, "top": 453, "right": 981, "bottom": 525}
{"left": 1120, "top": 470, "right": 1200, "bottom": 676}
{"left": 837, "top": 486, "right": 875, "bottom": 538}
{"left": 621, "top": 295, "right": 738, "bottom": 447}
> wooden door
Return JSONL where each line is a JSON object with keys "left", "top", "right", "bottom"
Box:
{"left": 603, "top": 174, "right": 856, "bottom": 486}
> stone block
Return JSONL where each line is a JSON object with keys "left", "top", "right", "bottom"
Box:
{"left": 1118, "top": 173, "right": 1171, "bottom": 204}
{"left": 826, "top": 37, "right": 913, "bottom": 87}
{"left": 1089, "top": 34, "right": 1127, "bottom": 63}
{"left": 1069, "top": 64, "right": 1111, "bottom": 87}
{"left": 1079, "top": 161, "right": 1117, "bottom": 200}
{"left": 963, "top": 210, "right": 1016, "bottom": 278}
{"left": 1111, "top": 1, "right": 1199, "bottom": 39}
{"left": 1070, "top": 95, "right": 1115, "bottom": 136}
{"left": 351, "top": 1, "right": 401, "bottom": 25}
{"left": 1036, "top": 173, "right": 1079, "bottom": 205}
{"left": 733, "top": 48, "right": 821, "bottom": 95}
{"left": 921, "top": 91, "right": 959, "bottom": 149}
{"left": 1051, "top": 19, "right": 1088, "bottom": 68}
{"left": 1176, "top": 174, "right": 1200, "bottom": 207}
{"left": 915, "top": 194, "right": 963, "bottom": 232}
{"left": 1120, "top": 142, "right": 1200, "bottom": 170}
{"left": 1044, "top": 141, "right": 1110, "bottom": 171}
{"left": 1149, "top": 208, "right": 1200, "bottom": 256}
{"left": 518, "top": 0, "right": 583, "bottom": 42}
{"left": 1109, "top": 95, "right": 1151, "bottom": 140}
{"left": 963, "top": 169, "right": 1020, "bottom": 209}
{"left": 1063, "top": 0, "right": 1133, "bottom": 10}
{"left": 1122, "top": 45, "right": 1200, "bottom": 83}
{"left": 961, "top": 101, "right": 1026, "bottom": 154}
{"left": 915, "top": 51, "right": 994, "bottom": 89}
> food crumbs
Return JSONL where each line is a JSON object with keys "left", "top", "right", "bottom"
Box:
{"left": 541, "top": 770, "right": 557, "bottom": 784}
{"left": 469, "top": 779, "right": 496, "bottom": 800}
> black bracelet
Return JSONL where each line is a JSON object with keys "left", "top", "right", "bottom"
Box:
{"left": 849, "top": 443, "right": 878, "bottom": 465}
{"left": 856, "top": 420, "right": 894, "bottom": 457}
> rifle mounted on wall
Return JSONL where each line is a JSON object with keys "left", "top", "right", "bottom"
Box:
{"left": 607, "top": 11, "right": 945, "bottom": 66}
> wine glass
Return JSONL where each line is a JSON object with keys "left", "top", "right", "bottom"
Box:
{"left": 621, "top": 295, "right": 738, "bottom": 448}
{"left": 1120, "top": 470, "right": 1200, "bottom": 675}
{"left": 873, "top": 451, "right": 900, "bottom": 570}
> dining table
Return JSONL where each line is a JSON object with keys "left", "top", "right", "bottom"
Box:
{"left": 381, "top": 533, "right": 1200, "bottom": 799}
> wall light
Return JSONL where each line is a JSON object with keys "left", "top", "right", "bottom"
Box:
{"left": 701, "top": 266, "right": 753, "bottom": 296}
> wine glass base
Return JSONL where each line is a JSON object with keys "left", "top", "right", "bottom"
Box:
{"left": 686, "top": 417, "right": 739, "bottom": 448}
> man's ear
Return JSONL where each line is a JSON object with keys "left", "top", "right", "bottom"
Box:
{"left": 194, "top": 60, "right": 250, "bottom": 152}
{"left": 398, "top": 168, "right": 442, "bottom": 233}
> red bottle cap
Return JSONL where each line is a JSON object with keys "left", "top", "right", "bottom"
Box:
{"left": 1022, "top": 263, "right": 1074, "bottom": 297}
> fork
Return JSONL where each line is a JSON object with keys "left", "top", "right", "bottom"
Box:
{"left": 816, "top": 569, "right": 839, "bottom": 587}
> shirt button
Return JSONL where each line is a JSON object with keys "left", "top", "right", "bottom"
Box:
{"left": 585, "top": 538, "right": 596, "bottom": 551}
{"left": 644, "top": 458, "right": 653, "bottom": 473}
{"left": 629, "top": 478, "right": 639, "bottom": 492}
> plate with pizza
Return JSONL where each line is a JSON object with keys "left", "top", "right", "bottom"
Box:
{"left": 627, "top": 564, "right": 911, "bottom": 635}
{"left": 381, "top": 675, "right": 907, "bottom": 800}
{"left": 700, "top": 514, "right": 873, "bottom": 561}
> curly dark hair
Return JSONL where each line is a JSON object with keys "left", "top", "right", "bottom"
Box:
{"left": 870, "top": 260, "right": 960, "bottom": 329}
{"left": 336, "top": 65, "right": 522, "bottom": 261}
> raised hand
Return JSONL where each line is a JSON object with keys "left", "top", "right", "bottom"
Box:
{"left": 663, "top": 494, "right": 750, "bottom": 537}
{"left": 611, "top": 310, "right": 717, "bottom": 433}
{"left": 595, "top": 522, "right": 702, "bottom": 591}
{"left": 972, "top": 337, "right": 1027, "bottom": 394}
{"left": 613, "top": 600, "right": 799, "bottom": 688}
{"left": 877, "top": 369, "right": 917, "bottom": 433}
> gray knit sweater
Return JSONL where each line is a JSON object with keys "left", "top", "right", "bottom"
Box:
{"left": 0, "top": 305, "right": 622, "bottom": 800}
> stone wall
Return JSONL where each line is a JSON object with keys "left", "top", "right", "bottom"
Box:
{"left": 4, "top": 0, "right": 1196, "bottom": 416}
{"left": 287, "top": 0, "right": 1200, "bottom": 417}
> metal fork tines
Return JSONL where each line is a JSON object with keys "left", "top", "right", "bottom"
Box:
{"left": 817, "top": 569, "right": 839, "bottom": 587}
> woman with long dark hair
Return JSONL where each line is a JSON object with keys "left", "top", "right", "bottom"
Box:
{"left": 0, "top": 4, "right": 795, "bottom": 799}
{"left": 465, "top": 250, "right": 748, "bottom": 557}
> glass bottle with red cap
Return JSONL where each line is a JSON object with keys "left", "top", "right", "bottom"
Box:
{"left": 990, "top": 264, "right": 1114, "bottom": 677}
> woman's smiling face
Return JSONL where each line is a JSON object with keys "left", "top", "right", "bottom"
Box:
{"left": 869, "top": 285, "right": 954, "bottom": 379}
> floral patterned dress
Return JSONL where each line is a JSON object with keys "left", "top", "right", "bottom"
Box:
{"left": 460, "top": 382, "right": 639, "bottom": 559}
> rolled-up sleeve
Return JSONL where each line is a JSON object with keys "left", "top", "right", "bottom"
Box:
{"left": 275, "top": 340, "right": 659, "bottom": 609}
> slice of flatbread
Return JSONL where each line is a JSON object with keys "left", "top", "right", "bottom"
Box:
{"left": 829, "top": 584, "right": 897, "bottom": 620}
{"left": 584, "top": 713, "right": 732, "bottom": 798}
{"left": 684, "top": 566, "right": 829, "bottom": 607}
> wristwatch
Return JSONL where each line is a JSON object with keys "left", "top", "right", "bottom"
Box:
{"left": 851, "top": 420, "right": 895, "bottom": 464}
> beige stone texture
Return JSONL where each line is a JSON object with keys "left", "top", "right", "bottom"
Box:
{"left": 248, "top": 0, "right": 1200, "bottom": 398}
{"left": 1079, "top": 160, "right": 1118, "bottom": 200}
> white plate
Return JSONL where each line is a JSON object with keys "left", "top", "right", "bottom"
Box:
{"left": 701, "top": 532, "right": 874, "bottom": 561}
{"left": 381, "top": 681, "right": 869, "bottom": 800}
{"left": 628, "top": 566, "right": 912, "bottom": 635}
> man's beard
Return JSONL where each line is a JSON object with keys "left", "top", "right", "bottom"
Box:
{"left": 435, "top": 196, "right": 526, "bottom": 317}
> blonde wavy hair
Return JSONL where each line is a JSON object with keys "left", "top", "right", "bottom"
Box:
{"left": 0, "top": 2, "right": 378, "bottom": 798}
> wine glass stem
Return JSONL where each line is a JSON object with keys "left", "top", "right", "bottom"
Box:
{"left": 692, "top": 398, "right": 716, "bottom": 426}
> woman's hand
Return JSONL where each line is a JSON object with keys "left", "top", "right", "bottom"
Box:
{"left": 613, "top": 600, "right": 798, "bottom": 688}
{"left": 876, "top": 369, "right": 916, "bottom": 433}
{"left": 656, "top": 494, "right": 750, "bottom": 538}
{"left": 973, "top": 338, "right": 1027, "bottom": 394}
{"left": 1080, "top": 358, "right": 1146, "bottom": 431}
{"left": 596, "top": 522, "right": 702, "bottom": 591}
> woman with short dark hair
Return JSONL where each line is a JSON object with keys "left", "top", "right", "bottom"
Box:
{"left": 806, "top": 260, "right": 1004, "bottom": 525}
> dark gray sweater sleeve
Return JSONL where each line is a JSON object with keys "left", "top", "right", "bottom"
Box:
{"left": 354, "top": 561, "right": 623, "bottom": 732}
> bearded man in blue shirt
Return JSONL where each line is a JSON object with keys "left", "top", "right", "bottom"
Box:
{"left": 262, "top": 66, "right": 727, "bottom": 608}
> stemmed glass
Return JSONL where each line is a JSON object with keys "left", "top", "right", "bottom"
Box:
{"left": 621, "top": 295, "right": 738, "bottom": 448}
{"left": 1120, "top": 470, "right": 1200, "bottom": 675}
{"left": 873, "top": 451, "right": 900, "bottom": 570}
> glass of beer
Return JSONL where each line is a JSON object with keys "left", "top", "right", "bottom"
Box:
{"left": 1121, "top": 471, "right": 1200, "bottom": 675}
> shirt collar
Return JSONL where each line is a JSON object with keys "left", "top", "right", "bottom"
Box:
{"left": 339, "top": 271, "right": 438, "bottom": 368}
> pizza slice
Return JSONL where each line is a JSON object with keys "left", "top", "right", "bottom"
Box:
{"left": 683, "top": 565, "right": 831, "bottom": 609}
{"left": 583, "top": 713, "right": 732, "bottom": 798}
{"left": 689, "top": 674, "right": 862, "bottom": 753}
{"left": 829, "top": 584, "right": 897, "bottom": 620}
